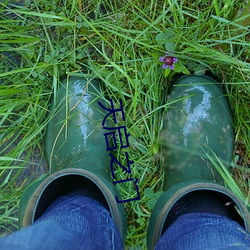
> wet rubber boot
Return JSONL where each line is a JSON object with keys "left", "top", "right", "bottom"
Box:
{"left": 147, "top": 75, "right": 250, "bottom": 250}
{"left": 19, "top": 76, "right": 127, "bottom": 242}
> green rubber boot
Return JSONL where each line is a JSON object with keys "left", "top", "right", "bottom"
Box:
{"left": 19, "top": 76, "right": 127, "bottom": 242}
{"left": 147, "top": 75, "right": 250, "bottom": 249}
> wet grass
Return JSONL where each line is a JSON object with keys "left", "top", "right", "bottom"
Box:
{"left": 0, "top": 0, "right": 249, "bottom": 248}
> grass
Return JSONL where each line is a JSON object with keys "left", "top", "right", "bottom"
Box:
{"left": 0, "top": 0, "right": 249, "bottom": 248}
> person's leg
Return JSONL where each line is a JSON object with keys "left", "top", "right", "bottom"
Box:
{"left": 155, "top": 212, "right": 250, "bottom": 250}
{"left": 0, "top": 196, "right": 123, "bottom": 250}
{"left": 17, "top": 77, "right": 127, "bottom": 248}
{"left": 147, "top": 75, "right": 250, "bottom": 249}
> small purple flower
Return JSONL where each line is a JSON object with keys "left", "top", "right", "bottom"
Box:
{"left": 159, "top": 53, "right": 177, "bottom": 70}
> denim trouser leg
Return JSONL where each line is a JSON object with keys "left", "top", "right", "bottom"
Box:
{"left": 0, "top": 196, "right": 123, "bottom": 250}
{"left": 1, "top": 197, "right": 250, "bottom": 250}
{"left": 155, "top": 213, "right": 250, "bottom": 250}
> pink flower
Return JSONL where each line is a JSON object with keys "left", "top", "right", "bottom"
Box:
{"left": 159, "top": 53, "right": 177, "bottom": 70}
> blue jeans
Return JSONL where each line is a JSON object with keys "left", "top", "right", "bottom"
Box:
{"left": 0, "top": 196, "right": 249, "bottom": 249}
{"left": 156, "top": 213, "right": 250, "bottom": 250}
{"left": 0, "top": 196, "right": 123, "bottom": 250}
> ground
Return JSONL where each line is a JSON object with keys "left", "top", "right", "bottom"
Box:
{"left": 0, "top": 0, "right": 249, "bottom": 249}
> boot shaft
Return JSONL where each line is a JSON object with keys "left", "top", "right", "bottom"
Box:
{"left": 160, "top": 75, "right": 234, "bottom": 189}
